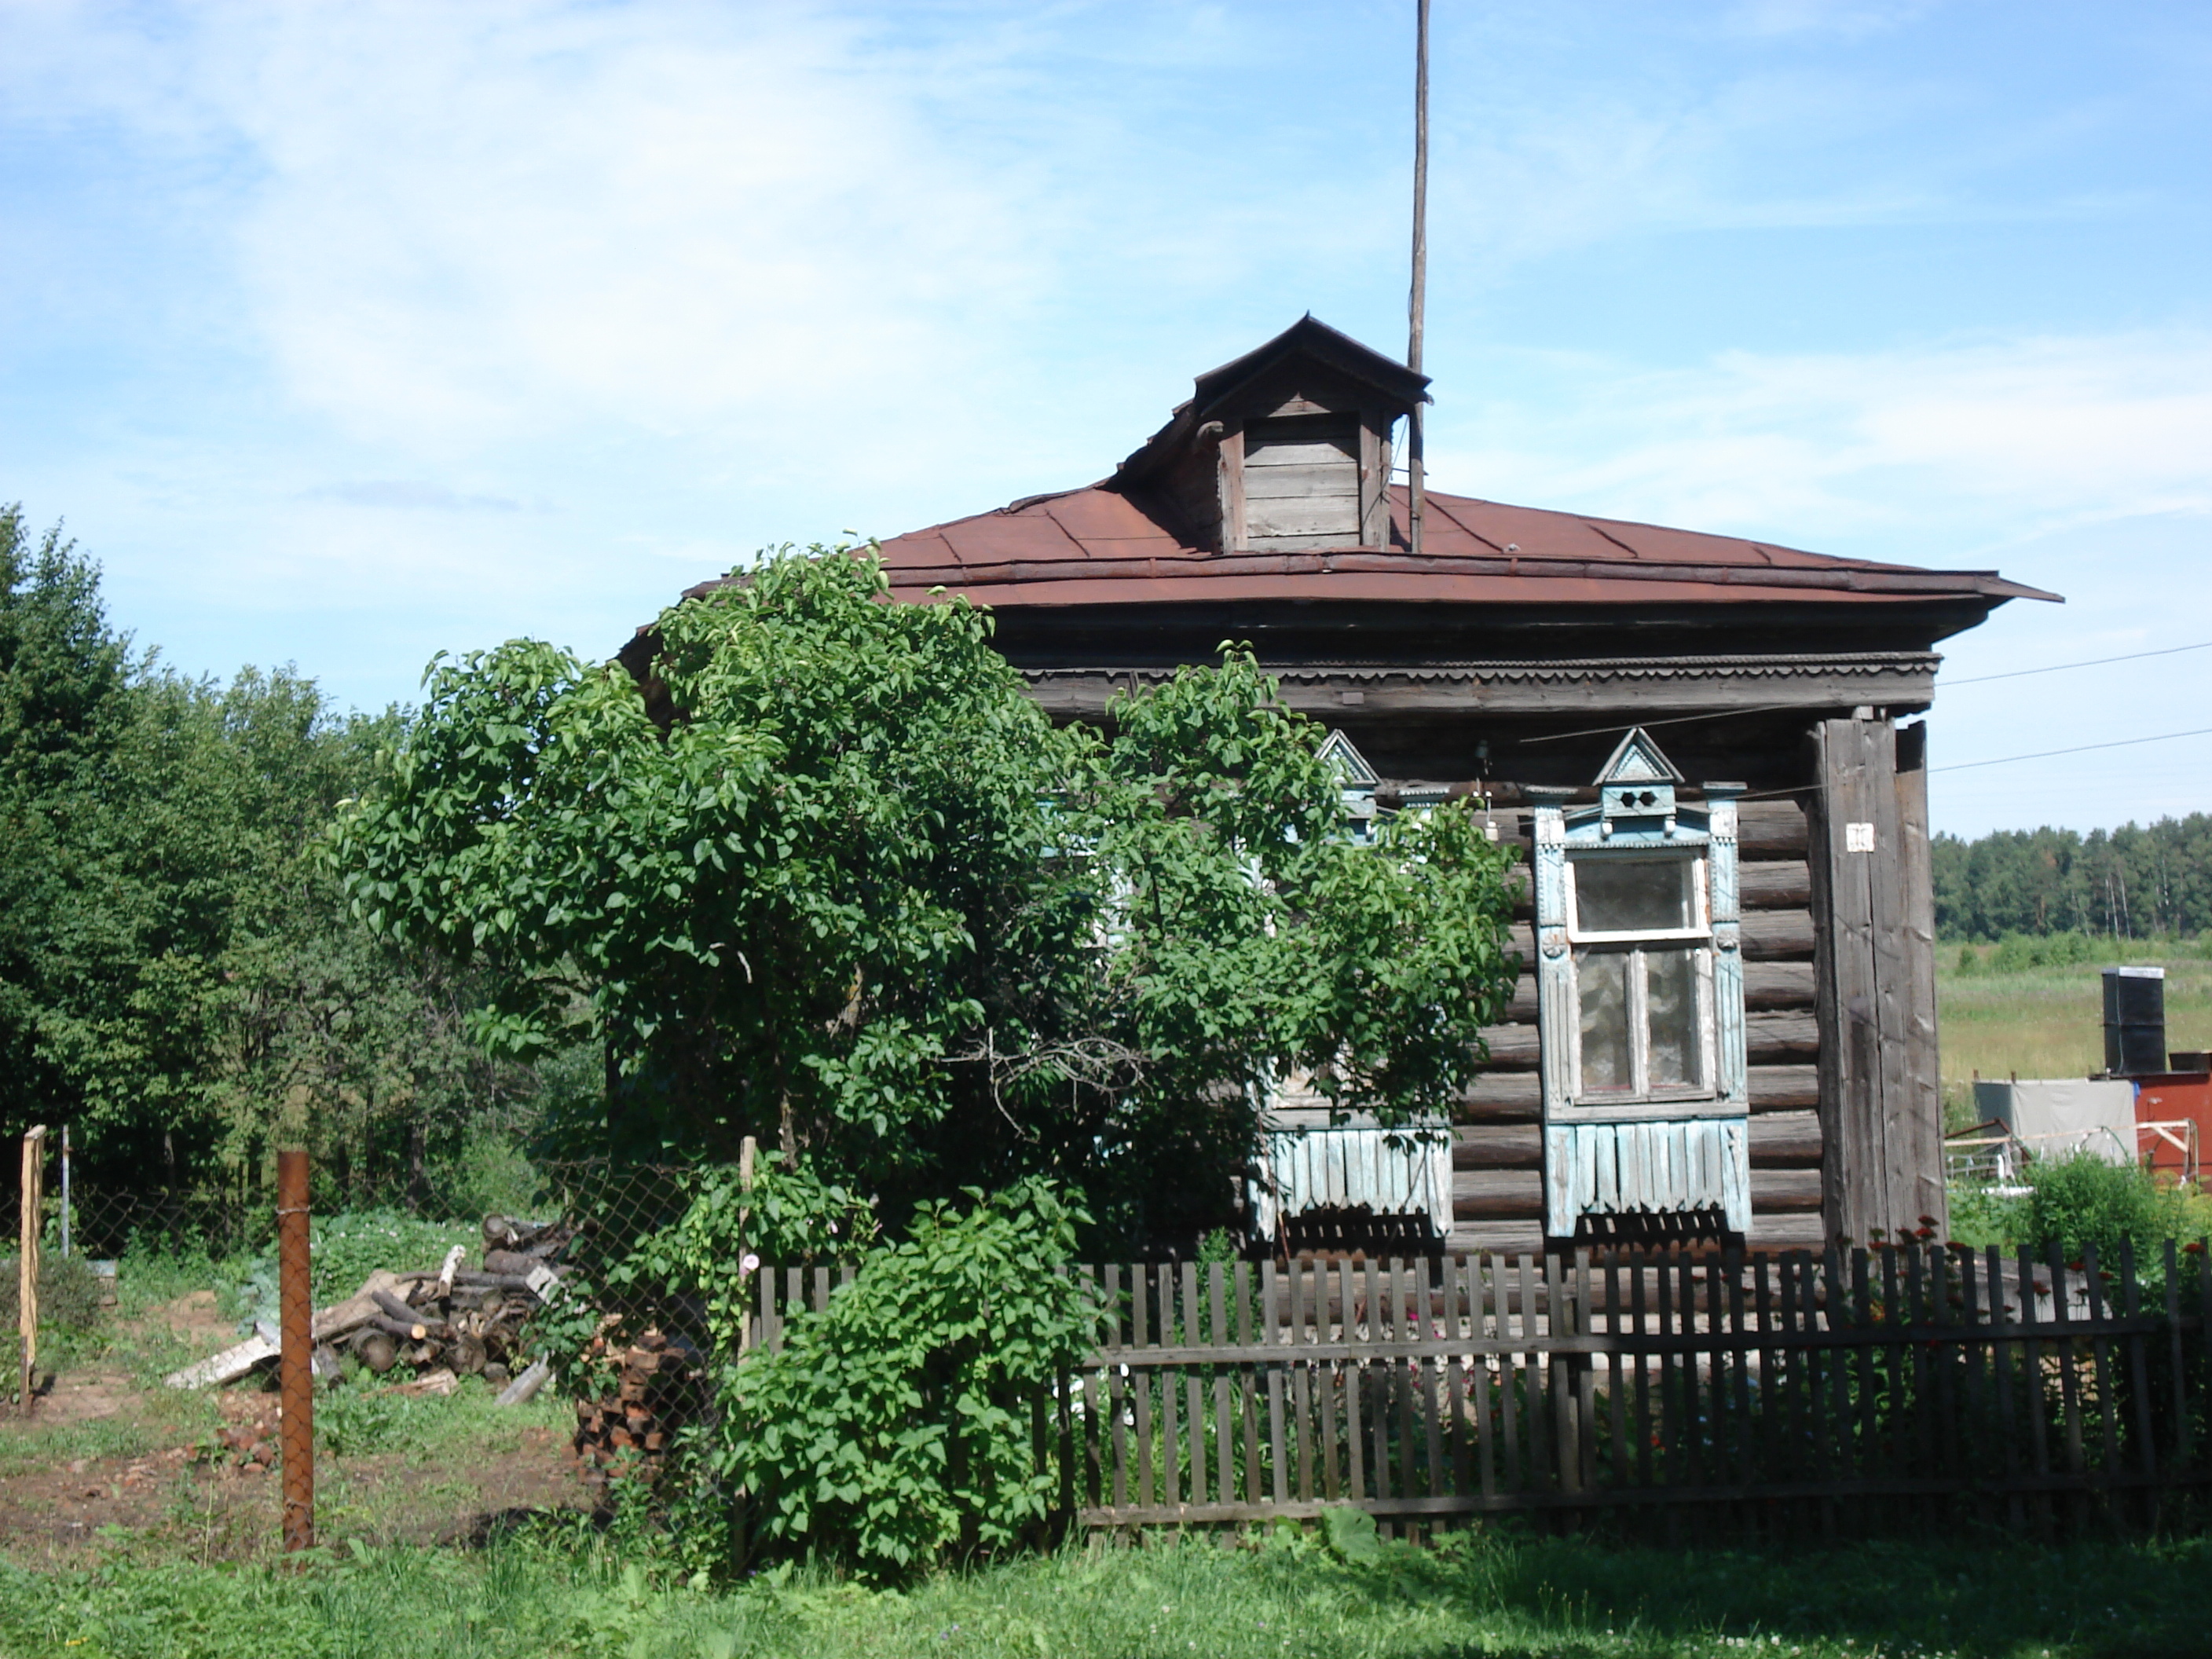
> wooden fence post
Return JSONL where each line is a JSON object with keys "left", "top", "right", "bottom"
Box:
{"left": 17, "top": 1126, "right": 44, "bottom": 1412}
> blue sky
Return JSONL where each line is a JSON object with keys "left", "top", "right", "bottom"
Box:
{"left": 3, "top": 0, "right": 2207, "bottom": 837}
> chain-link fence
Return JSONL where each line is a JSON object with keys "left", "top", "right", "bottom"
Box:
{"left": 8, "top": 1148, "right": 717, "bottom": 1458}
{"left": 0, "top": 1156, "right": 698, "bottom": 1266}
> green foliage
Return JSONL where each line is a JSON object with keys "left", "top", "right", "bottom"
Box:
{"left": 537, "top": 1157, "right": 875, "bottom": 1397}
{"left": 335, "top": 544, "right": 1520, "bottom": 1248}
{"left": 336, "top": 547, "right": 1071, "bottom": 1178}
{"left": 1944, "top": 1181, "right": 2030, "bottom": 1250}
{"left": 1319, "top": 1502, "right": 1380, "bottom": 1562}
{"left": 714, "top": 1179, "right": 1093, "bottom": 1578}
{"left": 1936, "top": 815, "right": 2212, "bottom": 941}
{"left": 0, "top": 504, "right": 591, "bottom": 1202}
{"left": 315, "top": 1382, "right": 415, "bottom": 1458}
{"left": 1951, "top": 928, "right": 2212, "bottom": 976}
{"left": 422, "top": 1134, "right": 545, "bottom": 1221}
{"left": 1949, "top": 1155, "right": 2212, "bottom": 1291}
{"left": 2023, "top": 1155, "right": 2212, "bottom": 1281}
{"left": 0, "top": 1251, "right": 107, "bottom": 1335}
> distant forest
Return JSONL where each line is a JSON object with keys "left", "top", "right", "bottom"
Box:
{"left": 1934, "top": 815, "right": 2212, "bottom": 940}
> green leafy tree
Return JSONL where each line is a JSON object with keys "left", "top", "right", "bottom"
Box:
{"left": 1936, "top": 816, "right": 2212, "bottom": 941}
{"left": 0, "top": 506, "right": 584, "bottom": 1203}
{"left": 336, "top": 544, "right": 1519, "bottom": 1247}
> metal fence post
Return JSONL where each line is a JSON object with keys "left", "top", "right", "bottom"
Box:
{"left": 277, "top": 1147, "right": 314, "bottom": 1551}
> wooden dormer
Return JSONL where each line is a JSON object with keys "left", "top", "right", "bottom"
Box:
{"left": 1107, "top": 316, "right": 1430, "bottom": 554}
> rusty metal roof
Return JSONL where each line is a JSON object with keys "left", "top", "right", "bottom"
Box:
{"left": 824, "top": 483, "right": 2057, "bottom": 611}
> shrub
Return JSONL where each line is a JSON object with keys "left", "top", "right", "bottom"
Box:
{"left": 2023, "top": 1155, "right": 2211, "bottom": 1289}
{"left": 427, "top": 1135, "right": 545, "bottom": 1221}
{"left": 0, "top": 1252, "right": 108, "bottom": 1336}
{"left": 711, "top": 1177, "right": 1094, "bottom": 1580}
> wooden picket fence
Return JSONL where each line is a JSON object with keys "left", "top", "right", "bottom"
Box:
{"left": 753, "top": 1242, "right": 2212, "bottom": 1537}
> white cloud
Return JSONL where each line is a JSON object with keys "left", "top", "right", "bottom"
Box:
{"left": 219, "top": 5, "right": 1053, "bottom": 459}
{"left": 1434, "top": 331, "right": 2212, "bottom": 552}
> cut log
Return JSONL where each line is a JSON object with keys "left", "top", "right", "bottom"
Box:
{"left": 352, "top": 1329, "right": 399, "bottom": 1375}
{"left": 451, "top": 1269, "right": 539, "bottom": 1291}
{"left": 497, "top": 1357, "right": 551, "bottom": 1407}
{"left": 312, "top": 1269, "right": 413, "bottom": 1343}
{"left": 370, "top": 1287, "right": 432, "bottom": 1333}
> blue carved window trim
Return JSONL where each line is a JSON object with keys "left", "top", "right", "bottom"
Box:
{"left": 1531, "top": 730, "right": 1750, "bottom": 1239}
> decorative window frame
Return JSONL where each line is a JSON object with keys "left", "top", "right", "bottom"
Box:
{"left": 1530, "top": 729, "right": 1750, "bottom": 1239}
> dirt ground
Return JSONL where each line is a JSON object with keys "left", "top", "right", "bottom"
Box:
{"left": 0, "top": 1292, "right": 594, "bottom": 1566}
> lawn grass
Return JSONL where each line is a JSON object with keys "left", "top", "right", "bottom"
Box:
{"left": 0, "top": 1524, "right": 2203, "bottom": 1659}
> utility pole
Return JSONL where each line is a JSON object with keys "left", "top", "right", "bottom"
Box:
{"left": 1406, "top": 0, "right": 1431, "bottom": 558}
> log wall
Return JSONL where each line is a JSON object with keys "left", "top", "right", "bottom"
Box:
{"left": 1450, "top": 797, "right": 1823, "bottom": 1257}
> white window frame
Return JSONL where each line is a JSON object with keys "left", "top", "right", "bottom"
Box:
{"left": 1563, "top": 851, "right": 1718, "bottom": 1106}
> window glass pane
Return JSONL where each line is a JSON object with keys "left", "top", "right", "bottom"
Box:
{"left": 1644, "top": 947, "right": 1703, "bottom": 1090}
{"left": 1576, "top": 949, "right": 1632, "bottom": 1093}
{"left": 1573, "top": 858, "right": 1694, "bottom": 933}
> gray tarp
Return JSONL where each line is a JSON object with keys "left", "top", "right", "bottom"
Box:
{"left": 1974, "top": 1078, "right": 2137, "bottom": 1165}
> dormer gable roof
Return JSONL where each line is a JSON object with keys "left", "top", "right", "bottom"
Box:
{"left": 1111, "top": 315, "right": 1426, "bottom": 496}
{"left": 1189, "top": 314, "right": 1429, "bottom": 424}
{"left": 1597, "top": 727, "right": 1686, "bottom": 788}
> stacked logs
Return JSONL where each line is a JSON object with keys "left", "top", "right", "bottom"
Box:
{"left": 326, "top": 1215, "right": 576, "bottom": 1386}
{"left": 571, "top": 1328, "right": 701, "bottom": 1485}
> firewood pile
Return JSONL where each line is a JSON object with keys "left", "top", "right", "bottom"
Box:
{"left": 334, "top": 1214, "right": 576, "bottom": 1386}
{"left": 163, "top": 1212, "right": 577, "bottom": 1394}
{"left": 570, "top": 1325, "right": 703, "bottom": 1486}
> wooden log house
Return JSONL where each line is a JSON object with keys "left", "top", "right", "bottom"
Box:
{"left": 660, "top": 317, "right": 2056, "bottom": 1258}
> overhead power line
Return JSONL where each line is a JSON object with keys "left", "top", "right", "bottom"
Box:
{"left": 1932, "top": 725, "right": 2212, "bottom": 774}
{"left": 1943, "top": 639, "right": 2212, "bottom": 687}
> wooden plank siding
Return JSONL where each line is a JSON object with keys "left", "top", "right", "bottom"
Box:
{"left": 1812, "top": 719, "right": 1944, "bottom": 1251}
{"left": 1452, "top": 797, "right": 1821, "bottom": 1256}
{"left": 1241, "top": 418, "right": 1362, "bottom": 548}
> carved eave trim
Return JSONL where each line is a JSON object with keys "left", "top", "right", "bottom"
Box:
{"left": 1022, "top": 653, "right": 1941, "bottom": 718}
